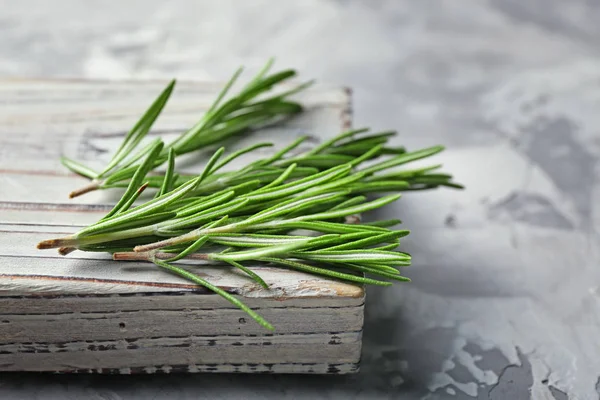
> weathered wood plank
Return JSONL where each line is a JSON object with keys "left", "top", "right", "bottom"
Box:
{"left": 0, "top": 231, "right": 365, "bottom": 300}
{"left": 0, "top": 307, "right": 364, "bottom": 341}
{"left": 0, "top": 78, "right": 359, "bottom": 374}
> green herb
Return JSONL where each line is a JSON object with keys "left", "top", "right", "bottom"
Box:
{"left": 63, "top": 59, "right": 311, "bottom": 198}
{"left": 38, "top": 129, "right": 461, "bottom": 330}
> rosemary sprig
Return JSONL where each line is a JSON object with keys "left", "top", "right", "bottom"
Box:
{"left": 37, "top": 130, "right": 457, "bottom": 252}
{"left": 63, "top": 59, "right": 311, "bottom": 198}
{"left": 95, "top": 128, "right": 462, "bottom": 204}
{"left": 38, "top": 130, "right": 462, "bottom": 330}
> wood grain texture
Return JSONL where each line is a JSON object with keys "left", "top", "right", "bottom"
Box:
{"left": 0, "top": 79, "right": 360, "bottom": 374}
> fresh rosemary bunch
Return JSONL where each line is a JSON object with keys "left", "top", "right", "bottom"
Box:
{"left": 62, "top": 59, "right": 311, "bottom": 198}
{"left": 38, "top": 130, "right": 462, "bottom": 330}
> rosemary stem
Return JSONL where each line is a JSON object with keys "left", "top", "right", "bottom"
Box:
{"left": 113, "top": 251, "right": 211, "bottom": 261}
{"left": 68, "top": 179, "right": 102, "bottom": 198}
{"left": 37, "top": 225, "right": 155, "bottom": 250}
{"left": 113, "top": 251, "right": 153, "bottom": 261}
{"left": 58, "top": 247, "right": 76, "bottom": 255}
{"left": 133, "top": 230, "right": 204, "bottom": 252}
{"left": 36, "top": 236, "right": 78, "bottom": 249}
{"left": 133, "top": 224, "right": 237, "bottom": 252}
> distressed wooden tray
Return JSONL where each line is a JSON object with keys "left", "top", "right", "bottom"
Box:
{"left": 0, "top": 79, "right": 363, "bottom": 374}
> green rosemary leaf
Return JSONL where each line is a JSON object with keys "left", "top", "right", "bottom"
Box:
{"left": 373, "top": 243, "right": 400, "bottom": 251}
{"left": 251, "top": 99, "right": 303, "bottom": 115}
{"left": 157, "top": 148, "right": 176, "bottom": 197}
{"left": 298, "top": 171, "right": 365, "bottom": 197}
{"left": 164, "top": 198, "right": 250, "bottom": 232}
{"left": 174, "top": 114, "right": 272, "bottom": 154}
{"left": 343, "top": 262, "right": 400, "bottom": 275}
{"left": 341, "top": 263, "right": 410, "bottom": 282}
{"left": 241, "top": 191, "right": 349, "bottom": 225}
{"left": 198, "top": 147, "right": 225, "bottom": 184}
{"left": 297, "top": 234, "right": 351, "bottom": 249}
{"left": 176, "top": 191, "right": 236, "bottom": 218}
{"left": 327, "top": 131, "right": 396, "bottom": 154}
{"left": 225, "top": 179, "right": 263, "bottom": 195}
{"left": 414, "top": 172, "right": 453, "bottom": 180}
{"left": 324, "top": 231, "right": 409, "bottom": 251}
{"left": 256, "top": 136, "right": 308, "bottom": 166}
{"left": 348, "top": 144, "right": 383, "bottom": 167}
{"left": 362, "top": 219, "right": 402, "bottom": 227}
{"left": 328, "top": 196, "right": 367, "bottom": 211}
{"left": 244, "top": 164, "right": 351, "bottom": 202}
{"left": 293, "top": 194, "right": 401, "bottom": 222}
{"left": 99, "top": 80, "right": 175, "bottom": 178}
{"left": 440, "top": 181, "right": 465, "bottom": 189}
{"left": 348, "top": 180, "right": 411, "bottom": 194}
{"left": 223, "top": 259, "right": 269, "bottom": 289}
{"left": 165, "top": 216, "right": 228, "bottom": 261}
{"left": 207, "top": 66, "right": 244, "bottom": 116}
{"left": 211, "top": 240, "right": 311, "bottom": 262}
{"left": 60, "top": 157, "right": 99, "bottom": 179}
{"left": 201, "top": 82, "right": 285, "bottom": 134}
{"left": 278, "top": 154, "right": 356, "bottom": 169}
{"left": 102, "top": 140, "right": 165, "bottom": 220}
{"left": 86, "top": 211, "right": 177, "bottom": 236}
{"left": 102, "top": 164, "right": 142, "bottom": 186}
{"left": 166, "top": 235, "right": 210, "bottom": 262}
{"left": 208, "top": 233, "right": 312, "bottom": 248}
{"left": 152, "top": 258, "right": 274, "bottom": 331}
{"left": 190, "top": 175, "right": 262, "bottom": 197}
{"left": 407, "top": 174, "right": 464, "bottom": 189}
{"left": 293, "top": 249, "right": 411, "bottom": 265}
{"left": 117, "top": 134, "right": 172, "bottom": 172}
{"left": 359, "top": 146, "right": 445, "bottom": 175}
{"left": 211, "top": 143, "right": 273, "bottom": 174}
{"left": 256, "top": 220, "right": 390, "bottom": 235}
{"left": 119, "top": 175, "right": 201, "bottom": 218}
{"left": 327, "top": 138, "right": 388, "bottom": 156}
{"left": 305, "top": 128, "right": 369, "bottom": 156}
{"left": 261, "top": 257, "right": 392, "bottom": 286}
{"left": 243, "top": 58, "right": 274, "bottom": 91}
{"left": 227, "top": 167, "right": 317, "bottom": 188}
{"left": 253, "top": 163, "right": 297, "bottom": 192}
{"left": 337, "top": 130, "right": 396, "bottom": 145}
{"left": 380, "top": 146, "right": 407, "bottom": 155}
{"left": 118, "top": 182, "right": 149, "bottom": 214}
{"left": 266, "top": 80, "right": 314, "bottom": 102}
{"left": 241, "top": 70, "right": 297, "bottom": 101}
{"left": 166, "top": 195, "right": 208, "bottom": 211}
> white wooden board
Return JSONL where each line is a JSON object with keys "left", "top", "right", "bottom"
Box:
{"left": 0, "top": 78, "right": 362, "bottom": 374}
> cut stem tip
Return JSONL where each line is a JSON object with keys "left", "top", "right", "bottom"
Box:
{"left": 58, "top": 247, "right": 76, "bottom": 256}
{"left": 69, "top": 181, "right": 101, "bottom": 199}
{"left": 37, "top": 237, "right": 76, "bottom": 250}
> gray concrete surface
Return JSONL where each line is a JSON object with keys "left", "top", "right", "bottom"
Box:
{"left": 1, "top": 0, "right": 600, "bottom": 398}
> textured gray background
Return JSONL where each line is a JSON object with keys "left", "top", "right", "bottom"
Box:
{"left": 1, "top": 0, "right": 599, "bottom": 399}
